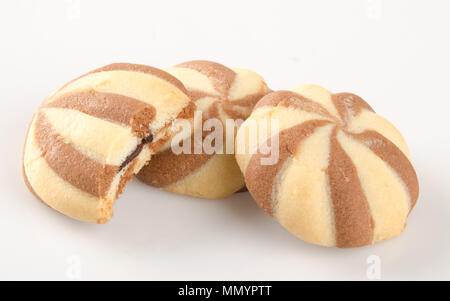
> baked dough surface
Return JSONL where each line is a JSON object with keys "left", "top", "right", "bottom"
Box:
{"left": 235, "top": 84, "right": 419, "bottom": 247}
{"left": 23, "top": 63, "right": 193, "bottom": 223}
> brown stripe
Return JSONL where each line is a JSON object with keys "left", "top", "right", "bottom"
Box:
{"left": 90, "top": 63, "right": 187, "bottom": 93}
{"left": 230, "top": 90, "right": 272, "bottom": 107}
{"left": 186, "top": 90, "right": 269, "bottom": 120}
{"left": 23, "top": 115, "right": 79, "bottom": 221}
{"left": 331, "top": 93, "right": 375, "bottom": 124}
{"left": 328, "top": 128, "right": 374, "bottom": 248}
{"left": 221, "top": 102, "right": 252, "bottom": 120}
{"left": 176, "top": 60, "right": 236, "bottom": 97}
{"left": 348, "top": 130, "right": 419, "bottom": 210}
{"left": 245, "top": 120, "right": 331, "bottom": 216}
{"left": 44, "top": 90, "right": 156, "bottom": 138}
{"left": 34, "top": 112, "right": 119, "bottom": 197}
{"left": 222, "top": 90, "right": 271, "bottom": 120}
{"left": 115, "top": 160, "right": 138, "bottom": 200}
{"left": 23, "top": 118, "right": 69, "bottom": 219}
{"left": 253, "top": 91, "right": 337, "bottom": 121}
{"left": 204, "top": 100, "right": 219, "bottom": 120}
{"left": 57, "top": 63, "right": 187, "bottom": 95}
{"left": 136, "top": 111, "right": 216, "bottom": 187}
{"left": 136, "top": 142, "right": 213, "bottom": 188}
{"left": 186, "top": 90, "right": 216, "bottom": 102}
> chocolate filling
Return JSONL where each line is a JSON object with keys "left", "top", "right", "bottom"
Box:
{"left": 119, "top": 133, "right": 154, "bottom": 171}
{"left": 236, "top": 185, "right": 248, "bottom": 193}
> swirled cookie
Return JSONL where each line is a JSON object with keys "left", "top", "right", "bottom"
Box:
{"left": 137, "top": 60, "right": 270, "bottom": 199}
{"left": 235, "top": 84, "right": 419, "bottom": 247}
{"left": 23, "top": 63, "right": 194, "bottom": 223}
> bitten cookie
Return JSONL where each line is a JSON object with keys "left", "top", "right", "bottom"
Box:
{"left": 235, "top": 84, "right": 419, "bottom": 248}
{"left": 137, "top": 60, "right": 270, "bottom": 199}
{"left": 23, "top": 63, "right": 194, "bottom": 223}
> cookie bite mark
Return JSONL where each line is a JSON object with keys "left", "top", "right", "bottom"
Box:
{"left": 328, "top": 128, "right": 374, "bottom": 248}
{"left": 245, "top": 120, "right": 331, "bottom": 216}
{"left": 114, "top": 160, "right": 138, "bottom": 201}
{"left": 348, "top": 130, "right": 419, "bottom": 210}
{"left": 176, "top": 60, "right": 237, "bottom": 97}
{"left": 137, "top": 105, "right": 218, "bottom": 187}
{"left": 119, "top": 134, "right": 153, "bottom": 170}
{"left": 331, "top": 93, "right": 375, "bottom": 124}
{"left": 137, "top": 61, "right": 268, "bottom": 199}
{"left": 253, "top": 91, "right": 337, "bottom": 121}
{"left": 145, "top": 100, "right": 195, "bottom": 153}
{"left": 34, "top": 113, "right": 118, "bottom": 197}
{"left": 23, "top": 63, "right": 195, "bottom": 223}
{"left": 174, "top": 99, "right": 197, "bottom": 120}
{"left": 44, "top": 90, "right": 156, "bottom": 138}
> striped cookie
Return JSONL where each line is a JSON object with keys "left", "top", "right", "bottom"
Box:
{"left": 136, "top": 60, "right": 271, "bottom": 199}
{"left": 23, "top": 63, "right": 194, "bottom": 223}
{"left": 235, "top": 84, "right": 419, "bottom": 248}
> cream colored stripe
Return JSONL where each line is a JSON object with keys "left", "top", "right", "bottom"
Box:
{"left": 195, "top": 95, "right": 217, "bottom": 112}
{"left": 346, "top": 110, "right": 411, "bottom": 159}
{"left": 292, "top": 84, "right": 340, "bottom": 120}
{"left": 42, "top": 108, "right": 139, "bottom": 166}
{"left": 165, "top": 67, "right": 219, "bottom": 96}
{"left": 228, "top": 68, "right": 267, "bottom": 101}
{"left": 275, "top": 124, "right": 336, "bottom": 246}
{"left": 222, "top": 104, "right": 251, "bottom": 120}
{"left": 165, "top": 154, "right": 244, "bottom": 199}
{"left": 46, "top": 70, "right": 191, "bottom": 133}
{"left": 245, "top": 105, "right": 274, "bottom": 119}
{"left": 337, "top": 131, "right": 410, "bottom": 243}
{"left": 23, "top": 119, "right": 101, "bottom": 223}
{"left": 251, "top": 104, "right": 334, "bottom": 134}
{"left": 236, "top": 105, "right": 333, "bottom": 172}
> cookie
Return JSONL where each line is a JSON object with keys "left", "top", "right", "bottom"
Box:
{"left": 235, "top": 84, "right": 419, "bottom": 247}
{"left": 23, "top": 63, "right": 194, "bottom": 223}
{"left": 136, "top": 60, "right": 270, "bottom": 199}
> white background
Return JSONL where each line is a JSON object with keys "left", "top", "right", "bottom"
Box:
{"left": 0, "top": 0, "right": 449, "bottom": 280}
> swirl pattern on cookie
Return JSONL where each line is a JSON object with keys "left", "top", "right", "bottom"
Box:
{"left": 23, "top": 63, "right": 194, "bottom": 223}
{"left": 137, "top": 60, "right": 271, "bottom": 199}
{"left": 235, "top": 85, "right": 419, "bottom": 247}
